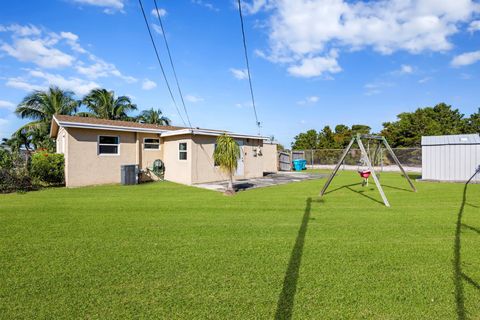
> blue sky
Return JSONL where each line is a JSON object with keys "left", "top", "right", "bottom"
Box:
{"left": 0, "top": 0, "right": 479, "bottom": 146}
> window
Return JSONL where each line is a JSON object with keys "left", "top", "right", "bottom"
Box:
{"left": 144, "top": 138, "right": 160, "bottom": 150}
{"left": 179, "top": 142, "right": 187, "bottom": 160}
{"left": 98, "top": 136, "right": 119, "bottom": 155}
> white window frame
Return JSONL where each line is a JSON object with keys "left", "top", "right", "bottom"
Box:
{"left": 179, "top": 142, "right": 187, "bottom": 160}
{"left": 97, "top": 135, "right": 120, "bottom": 156}
{"left": 143, "top": 137, "right": 160, "bottom": 151}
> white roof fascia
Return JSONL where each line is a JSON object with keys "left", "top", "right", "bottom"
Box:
{"left": 161, "top": 128, "right": 267, "bottom": 140}
{"left": 56, "top": 120, "right": 169, "bottom": 134}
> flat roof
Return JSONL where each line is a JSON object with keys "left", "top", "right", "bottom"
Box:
{"left": 50, "top": 115, "right": 268, "bottom": 140}
{"left": 421, "top": 134, "right": 480, "bottom": 146}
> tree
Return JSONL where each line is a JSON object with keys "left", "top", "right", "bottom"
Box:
{"left": 137, "top": 108, "right": 172, "bottom": 126}
{"left": 80, "top": 89, "right": 137, "bottom": 120}
{"left": 15, "top": 86, "right": 78, "bottom": 127}
{"left": 464, "top": 110, "right": 480, "bottom": 133}
{"left": 381, "top": 103, "right": 468, "bottom": 147}
{"left": 318, "top": 126, "right": 338, "bottom": 148}
{"left": 14, "top": 86, "right": 78, "bottom": 151}
{"left": 351, "top": 124, "right": 371, "bottom": 135}
{"left": 291, "top": 129, "right": 319, "bottom": 150}
{"left": 213, "top": 134, "right": 240, "bottom": 195}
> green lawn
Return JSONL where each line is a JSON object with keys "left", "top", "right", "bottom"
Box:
{"left": 1, "top": 171, "right": 479, "bottom": 319}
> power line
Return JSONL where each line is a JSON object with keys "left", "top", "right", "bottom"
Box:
{"left": 153, "top": 0, "right": 192, "bottom": 128}
{"left": 237, "top": 0, "right": 261, "bottom": 133}
{"left": 138, "top": 0, "right": 187, "bottom": 127}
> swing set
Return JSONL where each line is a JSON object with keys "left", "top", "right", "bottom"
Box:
{"left": 319, "top": 134, "right": 416, "bottom": 207}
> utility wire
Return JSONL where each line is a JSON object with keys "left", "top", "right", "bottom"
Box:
{"left": 138, "top": 0, "right": 186, "bottom": 127}
{"left": 153, "top": 0, "right": 192, "bottom": 128}
{"left": 237, "top": 0, "right": 261, "bottom": 133}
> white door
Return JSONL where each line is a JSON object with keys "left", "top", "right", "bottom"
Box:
{"left": 235, "top": 140, "right": 244, "bottom": 176}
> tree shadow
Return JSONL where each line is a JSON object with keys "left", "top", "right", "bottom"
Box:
{"left": 453, "top": 169, "right": 480, "bottom": 320}
{"left": 275, "top": 197, "right": 312, "bottom": 320}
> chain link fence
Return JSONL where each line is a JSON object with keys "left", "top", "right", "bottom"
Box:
{"left": 292, "top": 148, "right": 422, "bottom": 172}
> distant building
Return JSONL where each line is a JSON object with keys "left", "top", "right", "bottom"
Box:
{"left": 421, "top": 134, "right": 480, "bottom": 183}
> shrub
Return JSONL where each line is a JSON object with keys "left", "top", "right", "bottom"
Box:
{"left": 0, "top": 148, "right": 13, "bottom": 169}
{"left": 0, "top": 151, "right": 34, "bottom": 193}
{"left": 0, "top": 167, "right": 34, "bottom": 193}
{"left": 30, "top": 152, "right": 64, "bottom": 185}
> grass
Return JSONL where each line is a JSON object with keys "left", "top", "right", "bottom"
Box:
{"left": 0, "top": 171, "right": 479, "bottom": 319}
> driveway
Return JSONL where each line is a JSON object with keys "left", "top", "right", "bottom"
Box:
{"left": 193, "top": 172, "right": 326, "bottom": 192}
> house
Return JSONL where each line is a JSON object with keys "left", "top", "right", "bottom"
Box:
{"left": 50, "top": 115, "right": 277, "bottom": 187}
{"left": 421, "top": 134, "right": 480, "bottom": 183}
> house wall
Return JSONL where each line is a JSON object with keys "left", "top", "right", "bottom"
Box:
{"left": 162, "top": 134, "right": 193, "bottom": 185}
{"left": 190, "top": 135, "right": 264, "bottom": 184}
{"left": 422, "top": 144, "right": 480, "bottom": 182}
{"left": 262, "top": 142, "right": 278, "bottom": 173}
{"left": 65, "top": 127, "right": 137, "bottom": 187}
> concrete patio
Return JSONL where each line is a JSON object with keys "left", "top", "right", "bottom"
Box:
{"left": 193, "top": 172, "right": 326, "bottom": 192}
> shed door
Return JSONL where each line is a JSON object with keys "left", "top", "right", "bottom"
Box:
{"left": 236, "top": 140, "right": 244, "bottom": 176}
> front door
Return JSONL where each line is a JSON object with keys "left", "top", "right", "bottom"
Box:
{"left": 235, "top": 140, "right": 244, "bottom": 176}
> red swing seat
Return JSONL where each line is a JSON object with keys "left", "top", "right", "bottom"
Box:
{"left": 358, "top": 170, "right": 371, "bottom": 178}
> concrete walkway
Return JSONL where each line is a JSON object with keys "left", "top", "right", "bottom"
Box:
{"left": 193, "top": 172, "right": 326, "bottom": 192}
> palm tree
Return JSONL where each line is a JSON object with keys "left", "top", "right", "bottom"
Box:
{"left": 213, "top": 133, "right": 240, "bottom": 195}
{"left": 80, "top": 89, "right": 137, "bottom": 120}
{"left": 136, "top": 108, "right": 172, "bottom": 126}
{"left": 15, "top": 86, "right": 78, "bottom": 129}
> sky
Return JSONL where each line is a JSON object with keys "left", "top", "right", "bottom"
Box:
{"left": 0, "top": 0, "right": 479, "bottom": 147}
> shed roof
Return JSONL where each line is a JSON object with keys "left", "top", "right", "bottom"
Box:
{"left": 421, "top": 134, "right": 480, "bottom": 146}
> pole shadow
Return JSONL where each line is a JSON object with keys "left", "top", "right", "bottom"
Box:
{"left": 381, "top": 184, "right": 415, "bottom": 193}
{"left": 324, "top": 183, "right": 362, "bottom": 195}
{"left": 453, "top": 168, "right": 480, "bottom": 320}
{"left": 275, "top": 197, "right": 312, "bottom": 320}
{"left": 345, "top": 186, "right": 385, "bottom": 206}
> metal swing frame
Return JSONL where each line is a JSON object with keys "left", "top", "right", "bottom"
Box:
{"left": 319, "top": 134, "right": 417, "bottom": 207}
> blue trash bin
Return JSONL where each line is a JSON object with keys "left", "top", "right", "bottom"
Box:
{"left": 293, "top": 159, "right": 306, "bottom": 171}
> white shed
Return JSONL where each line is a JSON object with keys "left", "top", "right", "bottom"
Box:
{"left": 421, "top": 134, "right": 480, "bottom": 183}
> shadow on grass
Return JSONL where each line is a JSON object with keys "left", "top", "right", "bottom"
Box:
{"left": 453, "top": 168, "right": 480, "bottom": 320}
{"left": 275, "top": 197, "right": 312, "bottom": 320}
{"left": 381, "top": 184, "right": 415, "bottom": 193}
{"left": 406, "top": 173, "right": 422, "bottom": 180}
{"left": 323, "top": 183, "right": 361, "bottom": 195}
{"left": 345, "top": 186, "right": 384, "bottom": 206}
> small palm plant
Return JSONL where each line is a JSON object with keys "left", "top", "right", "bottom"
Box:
{"left": 213, "top": 134, "right": 240, "bottom": 195}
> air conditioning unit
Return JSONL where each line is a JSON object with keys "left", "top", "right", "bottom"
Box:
{"left": 121, "top": 164, "right": 139, "bottom": 185}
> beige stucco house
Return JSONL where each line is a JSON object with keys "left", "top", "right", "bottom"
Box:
{"left": 50, "top": 115, "right": 277, "bottom": 187}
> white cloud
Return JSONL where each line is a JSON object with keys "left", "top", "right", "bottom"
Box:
{"left": 451, "top": 50, "right": 480, "bottom": 67}
{"left": 251, "top": 0, "right": 480, "bottom": 77}
{"left": 6, "top": 70, "right": 100, "bottom": 96}
{"left": 184, "top": 95, "right": 204, "bottom": 103}
{"left": 191, "top": 0, "right": 219, "bottom": 12}
{"left": 297, "top": 96, "right": 319, "bottom": 105}
{"left": 0, "top": 23, "right": 136, "bottom": 87}
{"left": 287, "top": 54, "right": 341, "bottom": 78}
{"left": 152, "top": 23, "right": 163, "bottom": 35}
{"left": 0, "top": 24, "right": 41, "bottom": 36}
{"left": 400, "top": 64, "right": 414, "bottom": 74}
{"left": 468, "top": 20, "right": 480, "bottom": 32}
{"left": 364, "top": 81, "right": 393, "bottom": 96}
{"left": 70, "top": 0, "right": 125, "bottom": 13}
{"left": 151, "top": 8, "right": 167, "bottom": 17}
{"left": 6, "top": 77, "right": 44, "bottom": 92}
{"left": 230, "top": 68, "right": 249, "bottom": 80}
{"left": 1, "top": 38, "right": 74, "bottom": 69}
{"left": 418, "top": 77, "right": 432, "bottom": 84}
{"left": 0, "top": 100, "right": 15, "bottom": 111}
{"left": 141, "top": 79, "right": 157, "bottom": 90}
